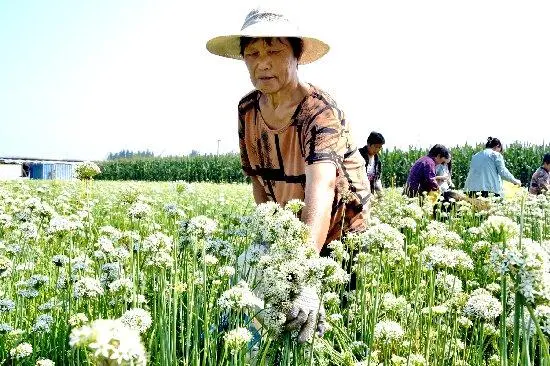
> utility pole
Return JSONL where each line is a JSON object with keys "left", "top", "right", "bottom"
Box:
{"left": 217, "top": 139, "right": 221, "bottom": 155}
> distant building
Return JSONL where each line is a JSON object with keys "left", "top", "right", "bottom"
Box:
{"left": 0, "top": 157, "right": 83, "bottom": 180}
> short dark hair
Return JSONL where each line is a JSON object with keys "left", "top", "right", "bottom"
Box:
{"left": 486, "top": 137, "right": 502, "bottom": 150}
{"left": 428, "top": 144, "right": 450, "bottom": 159}
{"left": 367, "top": 131, "right": 385, "bottom": 145}
{"left": 240, "top": 37, "right": 304, "bottom": 60}
{"left": 543, "top": 153, "right": 550, "bottom": 165}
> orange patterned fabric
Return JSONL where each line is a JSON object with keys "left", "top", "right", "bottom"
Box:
{"left": 238, "top": 84, "right": 371, "bottom": 246}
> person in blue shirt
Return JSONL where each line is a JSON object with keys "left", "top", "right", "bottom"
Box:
{"left": 464, "top": 137, "right": 521, "bottom": 197}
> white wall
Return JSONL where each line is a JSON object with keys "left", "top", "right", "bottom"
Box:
{"left": 0, "top": 164, "right": 22, "bottom": 179}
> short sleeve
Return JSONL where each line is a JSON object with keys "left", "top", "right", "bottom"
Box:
{"left": 238, "top": 108, "right": 255, "bottom": 176}
{"left": 302, "top": 107, "right": 345, "bottom": 166}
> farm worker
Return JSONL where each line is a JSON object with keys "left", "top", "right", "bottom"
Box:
{"left": 358, "top": 132, "right": 385, "bottom": 196}
{"left": 206, "top": 8, "right": 371, "bottom": 343}
{"left": 404, "top": 144, "right": 451, "bottom": 200}
{"left": 529, "top": 153, "right": 550, "bottom": 195}
{"left": 464, "top": 137, "right": 521, "bottom": 197}
{"left": 435, "top": 154, "right": 454, "bottom": 193}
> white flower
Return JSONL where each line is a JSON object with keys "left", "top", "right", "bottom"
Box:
{"left": 203, "top": 254, "right": 219, "bottom": 266}
{"left": 327, "top": 240, "right": 349, "bottom": 262}
{"left": 0, "top": 323, "right": 13, "bottom": 333}
{"left": 408, "top": 354, "right": 428, "bottom": 366}
{"left": 119, "top": 308, "right": 152, "bottom": 334}
{"left": 28, "top": 274, "right": 49, "bottom": 289}
{"left": 0, "top": 255, "right": 13, "bottom": 275}
{"left": 421, "top": 246, "right": 473, "bottom": 271}
{"left": 457, "top": 316, "right": 473, "bottom": 328}
{"left": 0, "top": 298, "right": 15, "bottom": 312}
{"left": 218, "top": 266, "right": 235, "bottom": 278}
{"left": 224, "top": 327, "right": 252, "bottom": 354}
{"left": 36, "top": 359, "right": 55, "bottom": 366}
{"left": 480, "top": 215, "right": 519, "bottom": 242}
{"left": 307, "top": 257, "right": 350, "bottom": 288}
{"left": 69, "top": 313, "right": 89, "bottom": 327}
{"left": 52, "top": 255, "right": 69, "bottom": 267}
{"left": 490, "top": 238, "right": 550, "bottom": 304}
{"left": 99, "top": 226, "right": 122, "bottom": 240}
{"left": 112, "top": 247, "right": 130, "bottom": 261}
{"left": 422, "top": 305, "right": 448, "bottom": 315}
{"left": 71, "top": 255, "right": 94, "bottom": 273}
{"left": 18, "top": 288, "right": 39, "bottom": 298}
{"left": 33, "top": 314, "right": 54, "bottom": 333}
{"left": 381, "top": 293, "right": 407, "bottom": 312}
{"left": 360, "top": 223, "right": 405, "bottom": 255}
{"left": 397, "top": 217, "right": 417, "bottom": 230}
{"left": 218, "top": 281, "right": 264, "bottom": 311}
{"left": 435, "top": 272, "right": 463, "bottom": 295}
{"left": 323, "top": 292, "right": 340, "bottom": 307}
{"left": 38, "top": 298, "right": 61, "bottom": 311}
{"left": 47, "top": 216, "right": 82, "bottom": 236}
{"left": 505, "top": 307, "right": 535, "bottom": 337}
{"left": 69, "top": 319, "right": 146, "bottom": 365}
{"left": 142, "top": 232, "right": 173, "bottom": 253}
{"left": 128, "top": 202, "right": 152, "bottom": 219}
{"left": 109, "top": 278, "right": 134, "bottom": 294}
{"left": 373, "top": 321, "right": 404, "bottom": 342}
{"left": 205, "top": 239, "right": 234, "bottom": 258}
{"left": 10, "top": 342, "right": 33, "bottom": 359}
{"left": 73, "top": 277, "right": 104, "bottom": 298}
{"left": 97, "top": 237, "right": 115, "bottom": 254}
{"left": 421, "top": 221, "right": 464, "bottom": 248}
{"left": 463, "top": 288, "right": 501, "bottom": 320}
{"left": 164, "top": 203, "right": 184, "bottom": 218}
{"left": 74, "top": 161, "right": 101, "bottom": 180}
{"left": 185, "top": 215, "right": 217, "bottom": 237}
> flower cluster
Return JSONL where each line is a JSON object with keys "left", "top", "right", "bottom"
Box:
{"left": 421, "top": 246, "right": 473, "bottom": 271}
{"left": 463, "top": 288, "right": 501, "bottom": 321}
{"left": 224, "top": 327, "right": 252, "bottom": 354}
{"left": 69, "top": 319, "right": 146, "bottom": 365}
{"left": 74, "top": 161, "right": 101, "bottom": 180}
{"left": 490, "top": 238, "right": 550, "bottom": 304}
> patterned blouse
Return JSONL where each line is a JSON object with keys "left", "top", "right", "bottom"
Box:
{"left": 238, "top": 84, "right": 371, "bottom": 246}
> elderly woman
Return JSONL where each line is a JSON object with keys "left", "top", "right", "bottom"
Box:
{"left": 464, "top": 137, "right": 521, "bottom": 197}
{"left": 207, "top": 8, "right": 371, "bottom": 342}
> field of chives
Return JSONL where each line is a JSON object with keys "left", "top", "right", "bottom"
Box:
{"left": 1, "top": 177, "right": 550, "bottom": 365}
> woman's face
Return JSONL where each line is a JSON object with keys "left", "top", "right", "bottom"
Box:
{"left": 435, "top": 155, "right": 450, "bottom": 165}
{"left": 243, "top": 38, "right": 298, "bottom": 94}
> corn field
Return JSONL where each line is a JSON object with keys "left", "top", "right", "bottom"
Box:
{"left": 95, "top": 142, "right": 549, "bottom": 189}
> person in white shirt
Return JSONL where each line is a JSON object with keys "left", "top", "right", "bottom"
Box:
{"left": 359, "top": 132, "right": 385, "bottom": 195}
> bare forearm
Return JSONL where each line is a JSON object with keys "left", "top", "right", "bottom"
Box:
{"left": 302, "top": 164, "right": 336, "bottom": 253}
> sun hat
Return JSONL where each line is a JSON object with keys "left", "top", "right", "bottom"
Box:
{"left": 206, "top": 8, "right": 329, "bottom": 65}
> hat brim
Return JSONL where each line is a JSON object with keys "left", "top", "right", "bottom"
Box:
{"left": 206, "top": 34, "right": 329, "bottom": 65}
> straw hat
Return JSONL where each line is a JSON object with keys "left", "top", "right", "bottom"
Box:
{"left": 206, "top": 8, "right": 329, "bottom": 65}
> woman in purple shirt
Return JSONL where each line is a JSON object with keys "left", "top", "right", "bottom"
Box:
{"left": 404, "top": 144, "right": 451, "bottom": 197}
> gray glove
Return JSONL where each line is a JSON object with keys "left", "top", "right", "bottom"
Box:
{"left": 285, "top": 286, "right": 327, "bottom": 343}
{"left": 236, "top": 243, "right": 268, "bottom": 285}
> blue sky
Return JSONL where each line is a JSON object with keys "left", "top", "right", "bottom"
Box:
{"left": 1, "top": 1, "right": 549, "bottom": 160}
